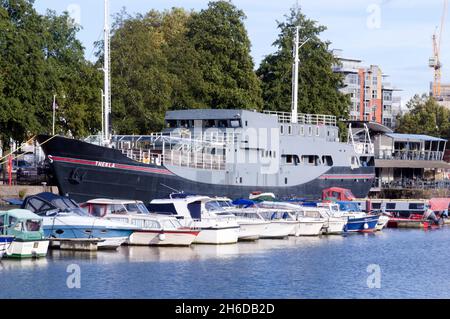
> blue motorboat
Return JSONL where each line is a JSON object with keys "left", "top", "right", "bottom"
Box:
{"left": 21, "top": 193, "right": 137, "bottom": 249}
{"left": 319, "top": 201, "right": 379, "bottom": 233}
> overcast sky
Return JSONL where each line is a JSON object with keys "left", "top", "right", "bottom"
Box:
{"left": 34, "top": 0, "right": 450, "bottom": 105}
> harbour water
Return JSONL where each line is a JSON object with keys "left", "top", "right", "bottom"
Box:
{"left": 2, "top": 228, "right": 450, "bottom": 299}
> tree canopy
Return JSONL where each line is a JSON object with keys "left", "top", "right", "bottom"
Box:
{"left": 104, "top": 1, "right": 262, "bottom": 134}
{"left": 0, "top": 0, "right": 101, "bottom": 147}
{"left": 396, "top": 94, "right": 450, "bottom": 141}
{"left": 256, "top": 6, "right": 349, "bottom": 117}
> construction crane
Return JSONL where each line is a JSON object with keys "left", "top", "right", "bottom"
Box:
{"left": 429, "top": 0, "right": 448, "bottom": 98}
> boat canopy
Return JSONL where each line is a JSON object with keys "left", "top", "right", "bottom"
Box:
{"left": 0, "top": 209, "right": 43, "bottom": 221}
{"left": 232, "top": 199, "right": 255, "bottom": 208}
{"left": 21, "top": 192, "right": 88, "bottom": 216}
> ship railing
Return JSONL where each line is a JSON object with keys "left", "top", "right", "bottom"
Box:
{"left": 263, "top": 111, "right": 337, "bottom": 126}
{"left": 353, "top": 142, "right": 375, "bottom": 155}
{"left": 164, "top": 150, "right": 226, "bottom": 170}
{"left": 121, "top": 149, "right": 164, "bottom": 166}
{"left": 377, "top": 150, "right": 445, "bottom": 161}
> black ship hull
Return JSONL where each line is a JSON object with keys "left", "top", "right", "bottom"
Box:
{"left": 37, "top": 135, "right": 375, "bottom": 203}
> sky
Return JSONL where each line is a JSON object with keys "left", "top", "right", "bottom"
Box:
{"left": 33, "top": 0, "right": 450, "bottom": 106}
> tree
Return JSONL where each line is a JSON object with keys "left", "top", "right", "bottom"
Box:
{"left": 396, "top": 94, "right": 450, "bottom": 141}
{"left": 0, "top": 0, "right": 102, "bottom": 149}
{"left": 104, "top": 2, "right": 262, "bottom": 135}
{"left": 187, "top": 1, "right": 262, "bottom": 110}
{"left": 256, "top": 6, "right": 349, "bottom": 117}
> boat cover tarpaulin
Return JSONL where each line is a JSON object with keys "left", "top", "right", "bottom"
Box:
{"left": 430, "top": 198, "right": 450, "bottom": 212}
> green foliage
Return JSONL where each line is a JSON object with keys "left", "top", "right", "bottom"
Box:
{"left": 256, "top": 6, "right": 349, "bottom": 117}
{"left": 187, "top": 1, "right": 262, "bottom": 110}
{"left": 105, "top": 1, "right": 262, "bottom": 134}
{"left": 396, "top": 94, "right": 450, "bottom": 141}
{"left": 0, "top": 0, "right": 101, "bottom": 148}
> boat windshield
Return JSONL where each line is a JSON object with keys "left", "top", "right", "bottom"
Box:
{"left": 25, "top": 219, "right": 42, "bottom": 232}
{"left": 125, "top": 203, "right": 150, "bottom": 214}
{"left": 205, "top": 201, "right": 224, "bottom": 211}
{"left": 338, "top": 202, "right": 360, "bottom": 212}
{"left": 160, "top": 219, "right": 182, "bottom": 229}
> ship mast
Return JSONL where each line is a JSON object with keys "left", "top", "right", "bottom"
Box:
{"left": 291, "top": 26, "right": 300, "bottom": 124}
{"left": 291, "top": 26, "right": 310, "bottom": 124}
{"left": 103, "top": 0, "right": 111, "bottom": 144}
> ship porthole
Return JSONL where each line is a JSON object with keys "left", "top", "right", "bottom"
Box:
{"left": 55, "top": 229, "right": 64, "bottom": 235}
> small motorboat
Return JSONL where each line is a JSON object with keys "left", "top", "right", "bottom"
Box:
{"left": 320, "top": 202, "right": 379, "bottom": 233}
{"left": 223, "top": 209, "right": 270, "bottom": 241}
{"left": 0, "top": 209, "right": 49, "bottom": 258}
{"left": 256, "top": 201, "right": 324, "bottom": 236}
{"left": 255, "top": 209, "right": 299, "bottom": 238}
{"left": 81, "top": 198, "right": 200, "bottom": 246}
{"left": 149, "top": 195, "right": 240, "bottom": 245}
{"left": 299, "top": 206, "right": 347, "bottom": 235}
{"left": 22, "top": 193, "right": 137, "bottom": 249}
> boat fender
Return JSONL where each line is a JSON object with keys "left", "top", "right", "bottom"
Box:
{"left": 363, "top": 223, "right": 369, "bottom": 230}
{"left": 158, "top": 233, "right": 166, "bottom": 241}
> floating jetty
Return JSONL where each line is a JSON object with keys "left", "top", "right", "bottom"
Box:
{"left": 50, "top": 238, "right": 106, "bottom": 252}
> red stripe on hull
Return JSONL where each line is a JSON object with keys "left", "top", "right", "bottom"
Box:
{"left": 49, "top": 155, "right": 174, "bottom": 176}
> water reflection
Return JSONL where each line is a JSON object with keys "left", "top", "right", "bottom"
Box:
{"left": 0, "top": 257, "right": 49, "bottom": 271}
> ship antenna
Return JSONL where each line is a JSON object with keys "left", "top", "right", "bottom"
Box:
{"left": 291, "top": 26, "right": 311, "bottom": 124}
{"left": 103, "top": 0, "right": 111, "bottom": 145}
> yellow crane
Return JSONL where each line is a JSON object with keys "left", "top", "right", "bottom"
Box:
{"left": 430, "top": 0, "right": 448, "bottom": 98}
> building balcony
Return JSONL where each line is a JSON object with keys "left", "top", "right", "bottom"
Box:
{"left": 372, "top": 177, "right": 450, "bottom": 190}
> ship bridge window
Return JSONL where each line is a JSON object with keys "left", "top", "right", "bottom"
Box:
{"left": 288, "top": 125, "right": 292, "bottom": 135}
{"left": 180, "top": 120, "right": 192, "bottom": 128}
{"left": 218, "top": 120, "right": 228, "bottom": 128}
{"left": 280, "top": 125, "right": 284, "bottom": 135}
{"left": 204, "top": 120, "right": 217, "bottom": 128}
{"left": 166, "top": 120, "right": 177, "bottom": 128}
{"left": 230, "top": 119, "right": 241, "bottom": 128}
{"left": 308, "top": 126, "right": 312, "bottom": 136}
{"left": 322, "top": 155, "right": 333, "bottom": 166}
{"left": 302, "top": 155, "right": 320, "bottom": 166}
{"left": 283, "top": 154, "right": 300, "bottom": 165}
{"left": 300, "top": 126, "right": 304, "bottom": 135}
{"left": 315, "top": 126, "right": 320, "bottom": 136}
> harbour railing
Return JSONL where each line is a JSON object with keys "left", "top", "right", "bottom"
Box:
{"left": 373, "top": 177, "right": 450, "bottom": 190}
{"left": 377, "top": 150, "right": 445, "bottom": 161}
{"left": 263, "top": 111, "right": 337, "bottom": 126}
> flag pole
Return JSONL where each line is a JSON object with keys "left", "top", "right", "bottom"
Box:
{"left": 52, "top": 94, "right": 56, "bottom": 135}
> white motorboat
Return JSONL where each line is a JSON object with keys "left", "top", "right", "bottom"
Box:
{"left": 300, "top": 206, "right": 347, "bottom": 235}
{"left": 223, "top": 210, "right": 270, "bottom": 241}
{"left": 253, "top": 209, "right": 298, "bottom": 239}
{"left": 148, "top": 195, "right": 240, "bottom": 244}
{"left": 82, "top": 199, "right": 200, "bottom": 246}
{"left": 257, "top": 201, "right": 324, "bottom": 236}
